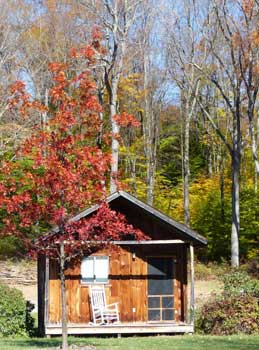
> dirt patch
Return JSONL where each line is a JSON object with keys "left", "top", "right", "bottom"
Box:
{"left": 194, "top": 279, "right": 223, "bottom": 309}
{"left": 0, "top": 260, "right": 37, "bottom": 285}
{"left": 0, "top": 260, "right": 38, "bottom": 310}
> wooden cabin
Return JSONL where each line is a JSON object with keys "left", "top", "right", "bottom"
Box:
{"left": 38, "top": 191, "right": 207, "bottom": 336}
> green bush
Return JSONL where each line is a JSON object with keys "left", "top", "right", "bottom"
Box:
{"left": 196, "top": 270, "right": 259, "bottom": 335}
{"left": 195, "top": 261, "right": 229, "bottom": 280}
{"left": 0, "top": 236, "right": 25, "bottom": 259}
{"left": 0, "top": 282, "right": 35, "bottom": 337}
{"left": 222, "top": 270, "right": 259, "bottom": 297}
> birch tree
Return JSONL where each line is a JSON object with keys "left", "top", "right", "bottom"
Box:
{"left": 137, "top": 0, "right": 165, "bottom": 205}
{"left": 232, "top": 1, "right": 259, "bottom": 192}
{"left": 0, "top": 1, "right": 31, "bottom": 155}
{"left": 192, "top": 0, "right": 246, "bottom": 267}
{"left": 166, "top": 0, "right": 203, "bottom": 226}
{"left": 78, "top": 0, "right": 143, "bottom": 193}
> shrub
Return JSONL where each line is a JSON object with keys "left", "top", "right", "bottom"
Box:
{"left": 0, "top": 282, "right": 35, "bottom": 337}
{"left": 196, "top": 270, "right": 259, "bottom": 335}
{"left": 222, "top": 270, "right": 259, "bottom": 298}
{"left": 0, "top": 236, "right": 25, "bottom": 259}
{"left": 196, "top": 294, "right": 259, "bottom": 335}
{"left": 244, "top": 258, "right": 259, "bottom": 279}
{"left": 195, "top": 261, "right": 229, "bottom": 280}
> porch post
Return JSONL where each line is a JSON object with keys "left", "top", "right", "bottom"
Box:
{"left": 44, "top": 256, "right": 49, "bottom": 331}
{"left": 189, "top": 243, "right": 194, "bottom": 325}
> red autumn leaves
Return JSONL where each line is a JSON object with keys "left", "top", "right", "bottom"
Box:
{"left": 0, "top": 32, "right": 144, "bottom": 256}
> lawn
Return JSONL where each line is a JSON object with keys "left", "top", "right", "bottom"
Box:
{"left": 0, "top": 335, "right": 259, "bottom": 350}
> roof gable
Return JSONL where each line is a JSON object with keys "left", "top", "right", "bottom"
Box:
{"left": 72, "top": 191, "right": 207, "bottom": 246}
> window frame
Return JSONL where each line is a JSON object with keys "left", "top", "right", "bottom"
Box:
{"left": 81, "top": 255, "right": 109, "bottom": 285}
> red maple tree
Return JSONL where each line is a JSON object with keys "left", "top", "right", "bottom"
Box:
{"left": 0, "top": 35, "right": 145, "bottom": 349}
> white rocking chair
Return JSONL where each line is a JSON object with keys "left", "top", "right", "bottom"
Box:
{"left": 89, "top": 285, "right": 120, "bottom": 325}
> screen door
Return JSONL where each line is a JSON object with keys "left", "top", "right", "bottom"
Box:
{"left": 147, "top": 257, "right": 174, "bottom": 321}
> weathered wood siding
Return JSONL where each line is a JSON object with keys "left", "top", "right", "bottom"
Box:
{"left": 48, "top": 244, "right": 187, "bottom": 324}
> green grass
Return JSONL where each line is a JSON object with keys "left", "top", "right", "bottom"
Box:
{"left": 0, "top": 335, "right": 259, "bottom": 350}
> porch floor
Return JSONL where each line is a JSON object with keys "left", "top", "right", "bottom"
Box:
{"left": 45, "top": 322, "right": 194, "bottom": 335}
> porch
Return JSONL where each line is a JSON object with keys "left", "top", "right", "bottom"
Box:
{"left": 45, "top": 322, "right": 194, "bottom": 335}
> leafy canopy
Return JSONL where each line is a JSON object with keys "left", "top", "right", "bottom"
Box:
{"left": 0, "top": 33, "right": 145, "bottom": 257}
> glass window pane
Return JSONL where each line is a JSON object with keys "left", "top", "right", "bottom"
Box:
{"left": 162, "top": 296, "right": 174, "bottom": 308}
{"left": 81, "top": 257, "right": 94, "bottom": 281}
{"left": 148, "top": 297, "right": 160, "bottom": 308}
{"left": 148, "top": 309, "right": 160, "bottom": 321}
{"left": 95, "top": 257, "right": 109, "bottom": 282}
{"left": 162, "top": 309, "right": 174, "bottom": 321}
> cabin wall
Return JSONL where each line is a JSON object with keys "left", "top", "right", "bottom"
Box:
{"left": 47, "top": 244, "right": 188, "bottom": 324}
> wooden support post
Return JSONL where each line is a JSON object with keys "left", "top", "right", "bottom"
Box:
{"left": 38, "top": 255, "right": 46, "bottom": 336}
{"left": 45, "top": 256, "right": 49, "bottom": 328}
{"left": 189, "top": 244, "right": 195, "bottom": 325}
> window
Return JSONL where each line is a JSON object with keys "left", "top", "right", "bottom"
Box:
{"left": 81, "top": 256, "right": 109, "bottom": 283}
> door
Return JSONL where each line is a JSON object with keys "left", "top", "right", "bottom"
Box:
{"left": 147, "top": 257, "right": 174, "bottom": 321}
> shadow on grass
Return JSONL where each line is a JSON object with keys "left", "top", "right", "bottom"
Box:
{"left": 0, "top": 338, "right": 61, "bottom": 348}
{"left": 0, "top": 337, "right": 100, "bottom": 349}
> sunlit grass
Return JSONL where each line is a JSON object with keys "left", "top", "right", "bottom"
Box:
{"left": 0, "top": 335, "right": 259, "bottom": 350}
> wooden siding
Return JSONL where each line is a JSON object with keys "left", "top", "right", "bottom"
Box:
{"left": 48, "top": 244, "right": 187, "bottom": 324}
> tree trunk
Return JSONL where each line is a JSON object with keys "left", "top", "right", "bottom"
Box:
{"left": 131, "top": 157, "right": 137, "bottom": 194}
{"left": 147, "top": 148, "right": 156, "bottom": 206}
{"left": 183, "top": 118, "right": 190, "bottom": 227}
{"left": 96, "top": 84, "right": 104, "bottom": 148}
{"left": 146, "top": 110, "right": 159, "bottom": 206}
{"left": 143, "top": 51, "right": 156, "bottom": 206}
{"left": 110, "top": 84, "right": 119, "bottom": 194}
{"left": 60, "top": 241, "right": 68, "bottom": 350}
{"left": 42, "top": 88, "right": 49, "bottom": 129}
{"left": 231, "top": 111, "right": 240, "bottom": 268}
{"left": 231, "top": 154, "right": 240, "bottom": 268}
{"left": 107, "top": 37, "right": 126, "bottom": 194}
{"left": 181, "top": 92, "right": 190, "bottom": 227}
{"left": 248, "top": 101, "right": 259, "bottom": 175}
{"left": 219, "top": 150, "right": 225, "bottom": 222}
{"left": 208, "top": 147, "right": 213, "bottom": 177}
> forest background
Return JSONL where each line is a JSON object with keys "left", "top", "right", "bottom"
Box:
{"left": 0, "top": 0, "right": 259, "bottom": 268}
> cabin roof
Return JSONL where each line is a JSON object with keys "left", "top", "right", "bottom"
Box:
{"left": 70, "top": 191, "right": 207, "bottom": 246}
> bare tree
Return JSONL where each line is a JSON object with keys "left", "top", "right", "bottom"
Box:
{"left": 137, "top": 1, "right": 166, "bottom": 205}
{"left": 78, "top": 0, "right": 143, "bottom": 193}
{"left": 166, "top": 0, "right": 249, "bottom": 266}
{"left": 192, "top": 0, "right": 246, "bottom": 267}
{"left": 233, "top": 1, "right": 259, "bottom": 190}
{"left": 0, "top": 1, "right": 38, "bottom": 156}
{"left": 166, "top": 0, "right": 203, "bottom": 226}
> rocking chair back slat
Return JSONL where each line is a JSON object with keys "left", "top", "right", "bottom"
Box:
{"left": 91, "top": 287, "right": 106, "bottom": 309}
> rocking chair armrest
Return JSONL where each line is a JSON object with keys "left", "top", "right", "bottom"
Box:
{"left": 106, "top": 302, "right": 119, "bottom": 310}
